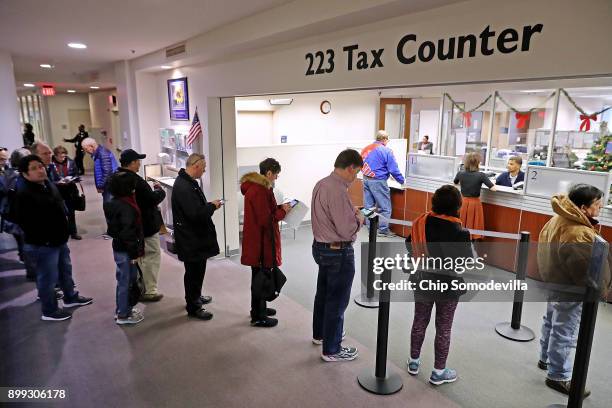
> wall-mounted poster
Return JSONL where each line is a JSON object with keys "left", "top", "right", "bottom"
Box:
{"left": 167, "top": 77, "right": 189, "bottom": 121}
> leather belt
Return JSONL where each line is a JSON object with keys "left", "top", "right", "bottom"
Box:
{"left": 314, "top": 241, "right": 353, "bottom": 249}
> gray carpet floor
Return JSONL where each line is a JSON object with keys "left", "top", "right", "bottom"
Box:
{"left": 1, "top": 176, "right": 610, "bottom": 407}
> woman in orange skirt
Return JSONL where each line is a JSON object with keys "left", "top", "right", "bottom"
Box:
{"left": 453, "top": 152, "right": 496, "bottom": 239}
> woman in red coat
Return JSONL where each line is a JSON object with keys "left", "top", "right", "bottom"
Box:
{"left": 241, "top": 158, "right": 292, "bottom": 327}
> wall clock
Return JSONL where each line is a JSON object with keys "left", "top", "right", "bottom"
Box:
{"left": 320, "top": 100, "right": 331, "bottom": 114}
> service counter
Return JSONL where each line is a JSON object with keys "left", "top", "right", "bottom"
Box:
{"left": 348, "top": 154, "right": 612, "bottom": 301}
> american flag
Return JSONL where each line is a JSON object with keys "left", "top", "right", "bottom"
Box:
{"left": 186, "top": 109, "right": 203, "bottom": 147}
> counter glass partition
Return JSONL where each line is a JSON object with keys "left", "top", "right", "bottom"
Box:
{"left": 406, "top": 153, "right": 458, "bottom": 182}
{"left": 489, "top": 90, "right": 556, "bottom": 171}
{"left": 441, "top": 91, "right": 493, "bottom": 163}
{"left": 552, "top": 87, "right": 612, "bottom": 170}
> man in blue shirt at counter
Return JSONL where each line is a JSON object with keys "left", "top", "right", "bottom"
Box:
{"left": 495, "top": 156, "right": 525, "bottom": 187}
{"left": 360, "top": 130, "right": 405, "bottom": 237}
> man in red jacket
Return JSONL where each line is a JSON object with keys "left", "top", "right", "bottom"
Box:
{"left": 240, "top": 158, "right": 292, "bottom": 327}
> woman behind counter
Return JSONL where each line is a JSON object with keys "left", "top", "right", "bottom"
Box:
{"left": 453, "top": 152, "right": 496, "bottom": 239}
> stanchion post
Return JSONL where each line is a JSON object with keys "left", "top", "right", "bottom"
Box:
{"left": 495, "top": 231, "right": 535, "bottom": 342}
{"left": 354, "top": 215, "right": 379, "bottom": 308}
{"left": 357, "top": 262, "right": 403, "bottom": 395}
{"left": 548, "top": 236, "right": 607, "bottom": 408}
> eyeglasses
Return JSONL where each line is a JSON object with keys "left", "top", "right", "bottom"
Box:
{"left": 0, "top": 147, "right": 7, "bottom": 152}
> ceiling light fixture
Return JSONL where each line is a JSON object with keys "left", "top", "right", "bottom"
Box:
{"left": 68, "top": 42, "right": 87, "bottom": 49}
{"left": 23, "top": 83, "right": 35, "bottom": 87}
{"left": 269, "top": 98, "right": 293, "bottom": 105}
{"left": 90, "top": 86, "right": 99, "bottom": 89}
{"left": 67, "top": 90, "right": 76, "bottom": 93}
{"left": 161, "top": 65, "right": 172, "bottom": 69}
{"left": 40, "top": 64, "right": 53, "bottom": 69}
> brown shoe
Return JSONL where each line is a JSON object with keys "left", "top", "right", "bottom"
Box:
{"left": 140, "top": 293, "right": 164, "bottom": 302}
{"left": 545, "top": 378, "right": 591, "bottom": 399}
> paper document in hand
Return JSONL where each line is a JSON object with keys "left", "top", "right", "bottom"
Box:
{"left": 283, "top": 200, "right": 308, "bottom": 229}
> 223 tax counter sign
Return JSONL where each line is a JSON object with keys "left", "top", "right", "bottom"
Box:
{"left": 167, "top": 77, "right": 190, "bottom": 121}
{"left": 304, "top": 24, "right": 543, "bottom": 76}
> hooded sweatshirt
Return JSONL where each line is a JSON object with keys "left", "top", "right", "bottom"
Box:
{"left": 537, "top": 194, "right": 611, "bottom": 298}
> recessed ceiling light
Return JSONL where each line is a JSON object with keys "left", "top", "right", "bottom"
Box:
{"left": 90, "top": 86, "right": 99, "bottom": 89}
{"left": 269, "top": 98, "right": 293, "bottom": 105}
{"left": 67, "top": 90, "right": 76, "bottom": 93}
{"left": 161, "top": 65, "right": 172, "bottom": 69}
{"left": 40, "top": 64, "right": 53, "bottom": 69}
{"left": 519, "top": 89, "right": 549, "bottom": 93}
{"left": 68, "top": 42, "right": 87, "bottom": 49}
{"left": 23, "top": 83, "right": 35, "bottom": 87}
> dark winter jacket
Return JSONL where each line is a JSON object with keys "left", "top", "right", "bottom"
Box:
{"left": 14, "top": 178, "right": 69, "bottom": 246}
{"left": 240, "top": 172, "right": 286, "bottom": 267}
{"left": 92, "top": 145, "right": 118, "bottom": 190}
{"left": 171, "top": 169, "right": 219, "bottom": 262}
{"left": 104, "top": 196, "right": 145, "bottom": 260}
{"left": 116, "top": 168, "right": 166, "bottom": 237}
{"left": 64, "top": 131, "right": 88, "bottom": 153}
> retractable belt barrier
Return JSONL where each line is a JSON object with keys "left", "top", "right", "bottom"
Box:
{"left": 548, "top": 236, "right": 608, "bottom": 408}
{"left": 357, "top": 216, "right": 533, "bottom": 395}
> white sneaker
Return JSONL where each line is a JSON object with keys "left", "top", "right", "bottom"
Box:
{"left": 116, "top": 309, "right": 144, "bottom": 325}
{"left": 313, "top": 330, "right": 346, "bottom": 345}
{"left": 321, "top": 346, "right": 358, "bottom": 362}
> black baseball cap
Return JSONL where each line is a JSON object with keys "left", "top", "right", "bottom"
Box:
{"left": 120, "top": 149, "right": 146, "bottom": 165}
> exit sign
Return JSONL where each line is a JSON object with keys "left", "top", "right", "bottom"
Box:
{"left": 42, "top": 85, "right": 55, "bottom": 96}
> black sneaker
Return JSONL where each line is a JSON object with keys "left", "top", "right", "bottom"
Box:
{"left": 251, "top": 317, "right": 278, "bottom": 328}
{"left": 41, "top": 308, "right": 72, "bottom": 321}
{"left": 63, "top": 295, "right": 93, "bottom": 308}
{"left": 188, "top": 309, "right": 213, "bottom": 320}
{"left": 266, "top": 308, "right": 276, "bottom": 316}
{"left": 199, "top": 295, "right": 212, "bottom": 305}
{"left": 545, "top": 378, "right": 591, "bottom": 398}
{"left": 538, "top": 360, "right": 548, "bottom": 370}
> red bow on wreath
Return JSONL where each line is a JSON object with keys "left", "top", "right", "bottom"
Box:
{"left": 515, "top": 112, "right": 530, "bottom": 129}
{"left": 579, "top": 114, "right": 597, "bottom": 132}
{"left": 463, "top": 112, "right": 472, "bottom": 127}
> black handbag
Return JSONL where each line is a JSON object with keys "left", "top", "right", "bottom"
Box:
{"left": 252, "top": 217, "right": 287, "bottom": 302}
{"left": 128, "top": 264, "right": 146, "bottom": 306}
{"left": 72, "top": 182, "right": 86, "bottom": 211}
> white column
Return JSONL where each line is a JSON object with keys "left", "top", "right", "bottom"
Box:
{"left": 114, "top": 60, "right": 141, "bottom": 151}
{"left": 0, "top": 52, "right": 22, "bottom": 151}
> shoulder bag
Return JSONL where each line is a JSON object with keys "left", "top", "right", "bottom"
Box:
{"left": 252, "top": 216, "right": 287, "bottom": 302}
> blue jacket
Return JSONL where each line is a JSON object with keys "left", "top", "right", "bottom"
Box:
{"left": 361, "top": 142, "right": 405, "bottom": 184}
{"left": 495, "top": 170, "right": 525, "bottom": 187}
{"left": 92, "top": 145, "right": 118, "bottom": 190}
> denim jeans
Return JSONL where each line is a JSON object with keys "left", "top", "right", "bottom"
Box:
{"left": 114, "top": 250, "right": 137, "bottom": 318}
{"left": 24, "top": 243, "right": 77, "bottom": 316}
{"left": 539, "top": 301, "right": 582, "bottom": 381}
{"left": 312, "top": 242, "right": 355, "bottom": 355}
{"left": 363, "top": 178, "right": 391, "bottom": 233}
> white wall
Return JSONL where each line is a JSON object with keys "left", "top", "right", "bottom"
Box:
{"left": 272, "top": 92, "right": 378, "bottom": 145}
{"left": 0, "top": 52, "right": 24, "bottom": 151}
{"left": 45, "top": 93, "right": 90, "bottom": 150}
{"left": 236, "top": 111, "right": 274, "bottom": 146}
{"left": 89, "top": 90, "right": 118, "bottom": 150}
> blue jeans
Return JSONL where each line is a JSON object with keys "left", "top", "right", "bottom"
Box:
{"left": 114, "top": 251, "right": 137, "bottom": 318}
{"left": 363, "top": 178, "right": 391, "bottom": 233}
{"left": 312, "top": 242, "right": 355, "bottom": 355}
{"left": 539, "top": 301, "right": 582, "bottom": 381}
{"left": 24, "top": 243, "right": 77, "bottom": 316}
